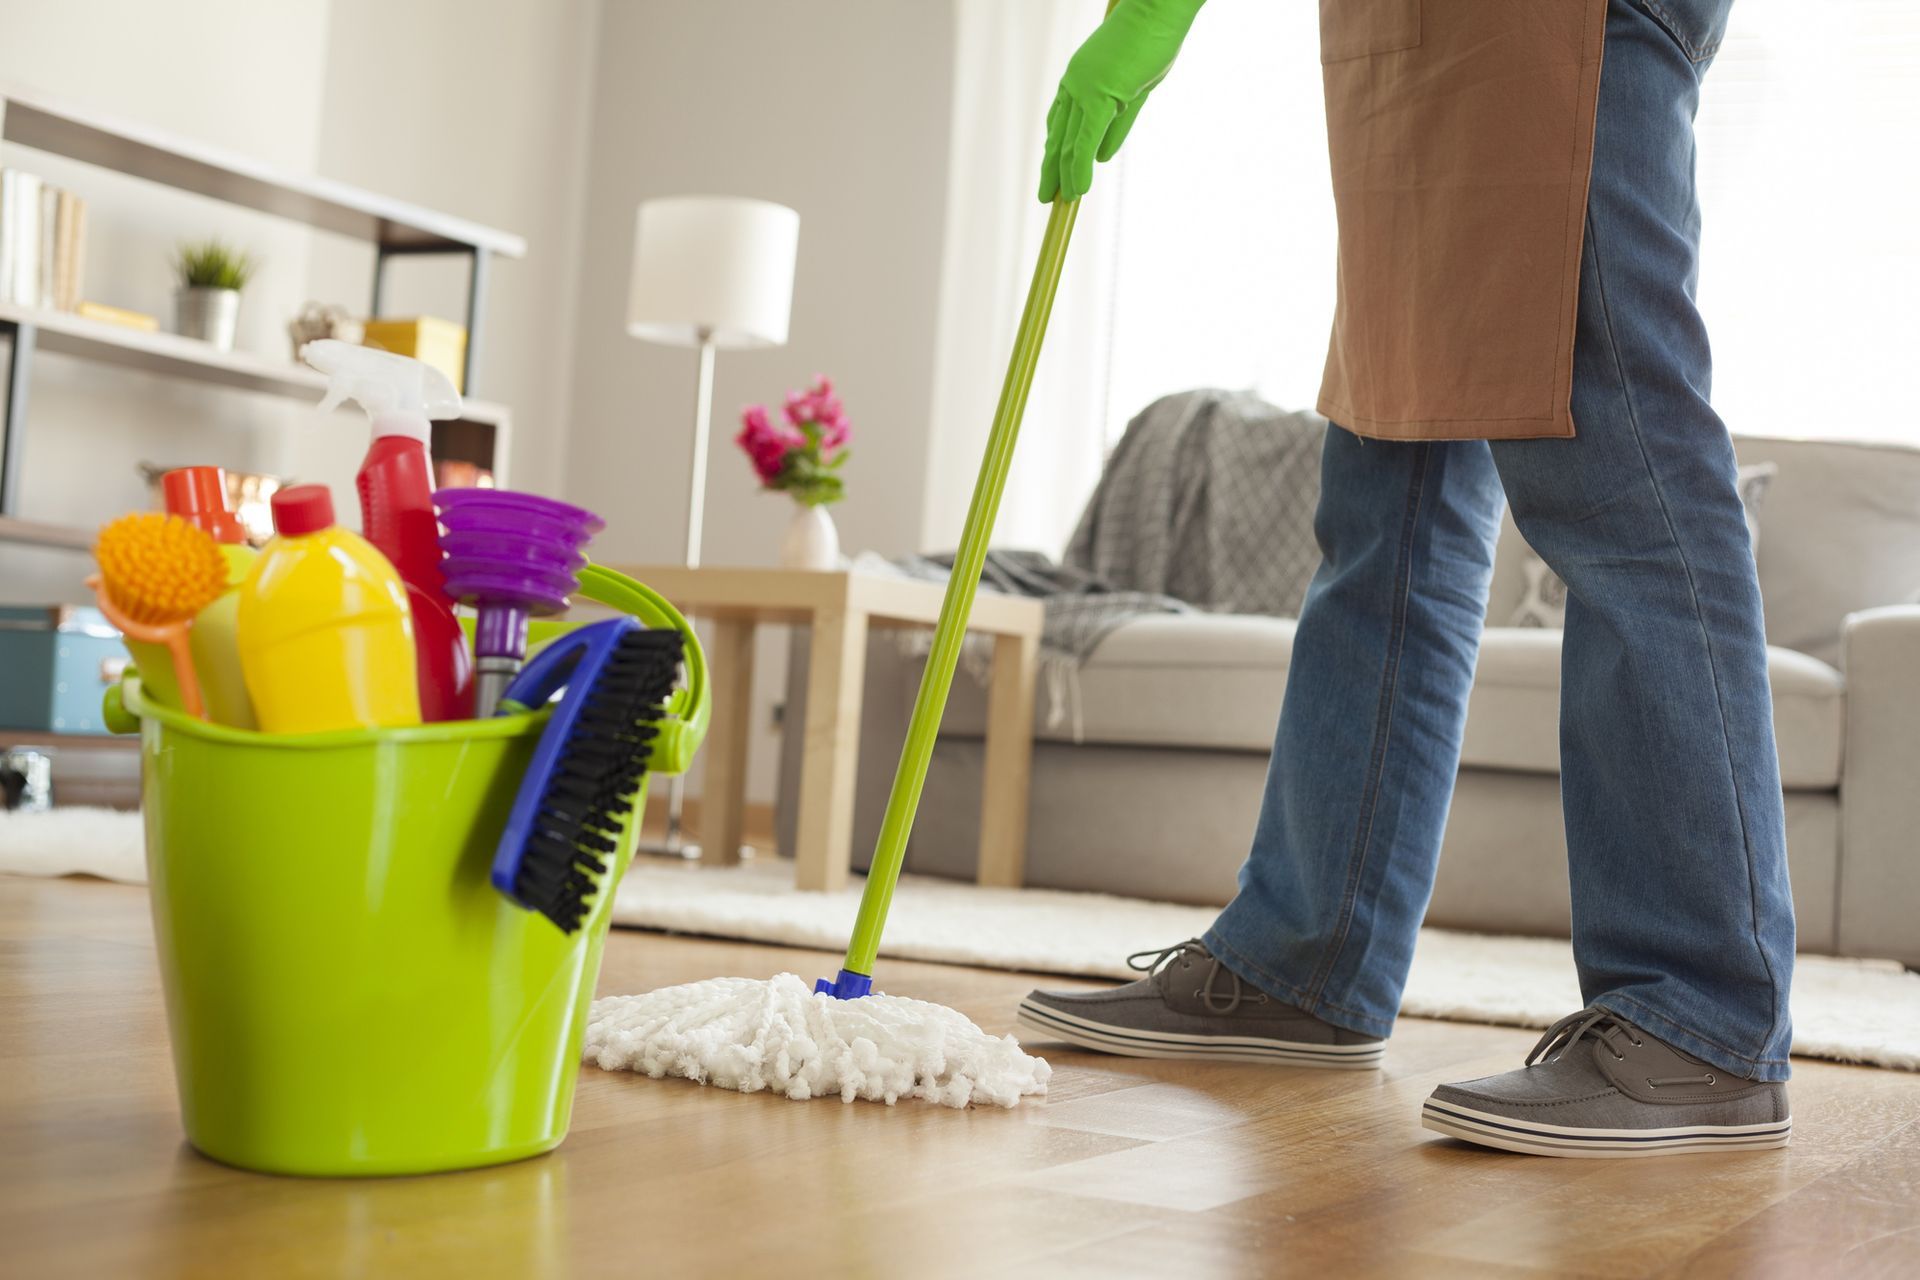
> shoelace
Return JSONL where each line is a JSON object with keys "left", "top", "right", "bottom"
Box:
{"left": 1526, "top": 1006, "right": 1717, "bottom": 1088}
{"left": 1126, "top": 939, "right": 1269, "bottom": 1014}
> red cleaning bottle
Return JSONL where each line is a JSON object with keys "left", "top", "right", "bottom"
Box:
{"left": 300, "top": 339, "right": 474, "bottom": 721}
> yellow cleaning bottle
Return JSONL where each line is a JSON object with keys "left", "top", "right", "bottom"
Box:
{"left": 238, "top": 484, "right": 421, "bottom": 734}
{"left": 161, "top": 466, "right": 258, "bottom": 728}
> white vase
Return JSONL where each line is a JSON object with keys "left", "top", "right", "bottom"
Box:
{"left": 780, "top": 503, "right": 840, "bottom": 570}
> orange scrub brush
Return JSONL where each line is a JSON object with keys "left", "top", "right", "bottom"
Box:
{"left": 90, "top": 512, "right": 230, "bottom": 719}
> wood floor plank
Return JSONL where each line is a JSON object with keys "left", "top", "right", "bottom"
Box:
{"left": 2, "top": 875, "right": 1916, "bottom": 1279}
{"left": 1655, "top": 1120, "right": 1920, "bottom": 1280}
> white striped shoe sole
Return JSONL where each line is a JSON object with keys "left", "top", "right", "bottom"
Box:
{"left": 1015, "top": 998, "right": 1385, "bottom": 1069}
{"left": 1421, "top": 1098, "right": 1792, "bottom": 1158}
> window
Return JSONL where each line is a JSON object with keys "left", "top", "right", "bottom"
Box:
{"left": 1099, "top": 0, "right": 1920, "bottom": 451}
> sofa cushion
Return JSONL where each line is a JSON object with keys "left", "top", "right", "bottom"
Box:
{"left": 939, "top": 615, "right": 1843, "bottom": 788}
{"left": 938, "top": 612, "right": 1295, "bottom": 752}
{"left": 1734, "top": 436, "right": 1920, "bottom": 667}
{"left": 1461, "top": 628, "right": 1844, "bottom": 789}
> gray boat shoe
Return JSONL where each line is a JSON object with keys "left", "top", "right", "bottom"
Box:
{"left": 1422, "top": 1006, "right": 1791, "bottom": 1158}
{"left": 1016, "top": 939, "right": 1386, "bottom": 1069}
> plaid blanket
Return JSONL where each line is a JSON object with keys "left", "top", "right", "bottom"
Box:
{"left": 883, "top": 390, "right": 1327, "bottom": 732}
{"left": 1066, "top": 388, "right": 1327, "bottom": 620}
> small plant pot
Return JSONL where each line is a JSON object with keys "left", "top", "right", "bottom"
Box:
{"left": 175, "top": 286, "right": 241, "bottom": 350}
{"left": 780, "top": 503, "right": 840, "bottom": 570}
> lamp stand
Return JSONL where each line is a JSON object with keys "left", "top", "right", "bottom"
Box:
{"left": 640, "top": 329, "right": 751, "bottom": 863}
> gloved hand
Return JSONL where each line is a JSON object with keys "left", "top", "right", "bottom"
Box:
{"left": 1039, "top": 0, "right": 1207, "bottom": 204}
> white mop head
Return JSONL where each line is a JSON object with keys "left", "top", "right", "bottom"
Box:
{"left": 583, "top": 973, "right": 1051, "bottom": 1108}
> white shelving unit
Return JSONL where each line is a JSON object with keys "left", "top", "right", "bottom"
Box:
{"left": 0, "top": 84, "right": 526, "bottom": 552}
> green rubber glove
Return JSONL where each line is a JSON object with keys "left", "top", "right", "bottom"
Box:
{"left": 1039, "top": 0, "right": 1206, "bottom": 204}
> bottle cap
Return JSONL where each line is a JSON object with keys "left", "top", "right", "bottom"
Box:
{"left": 271, "top": 485, "right": 336, "bottom": 537}
{"left": 160, "top": 466, "right": 248, "bottom": 544}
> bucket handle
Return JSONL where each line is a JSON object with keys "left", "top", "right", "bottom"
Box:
{"left": 574, "top": 561, "right": 709, "bottom": 775}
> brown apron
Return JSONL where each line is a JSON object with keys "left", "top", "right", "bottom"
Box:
{"left": 1317, "top": 0, "right": 1609, "bottom": 441}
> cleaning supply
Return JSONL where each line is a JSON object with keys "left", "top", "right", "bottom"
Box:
{"left": 435, "top": 488, "right": 605, "bottom": 716}
{"left": 301, "top": 338, "right": 473, "bottom": 723}
{"left": 583, "top": 8, "right": 1125, "bottom": 1111}
{"left": 89, "top": 512, "right": 229, "bottom": 719}
{"left": 584, "top": 976, "right": 1050, "bottom": 1108}
{"left": 102, "top": 562, "right": 710, "bottom": 1177}
{"left": 490, "top": 616, "right": 686, "bottom": 933}
{"left": 238, "top": 484, "right": 421, "bottom": 734}
{"left": 160, "top": 466, "right": 257, "bottom": 728}
{"left": 1036, "top": 0, "right": 1205, "bottom": 203}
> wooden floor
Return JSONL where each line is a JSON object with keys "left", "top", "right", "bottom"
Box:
{"left": 3, "top": 875, "right": 1917, "bottom": 1279}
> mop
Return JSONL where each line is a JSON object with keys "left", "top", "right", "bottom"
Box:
{"left": 585, "top": 23, "right": 1107, "bottom": 1111}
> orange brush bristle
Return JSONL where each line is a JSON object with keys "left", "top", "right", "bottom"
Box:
{"left": 94, "top": 513, "right": 229, "bottom": 625}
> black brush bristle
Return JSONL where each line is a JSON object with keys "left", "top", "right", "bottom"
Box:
{"left": 515, "top": 627, "right": 684, "bottom": 933}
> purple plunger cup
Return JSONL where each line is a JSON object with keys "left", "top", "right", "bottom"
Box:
{"left": 433, "top": 489, "right": 605, "bottom": 715}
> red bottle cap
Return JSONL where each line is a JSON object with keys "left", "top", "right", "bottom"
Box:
{"left": 271, "top": 485, "right": 336, "bottom": 537}
{"left": 161, "top": 466, "right": 248, "bottom": 544}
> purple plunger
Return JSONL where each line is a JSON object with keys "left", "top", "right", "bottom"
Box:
{"left": 433, "top": 489, "right": 605, "bottom": 715}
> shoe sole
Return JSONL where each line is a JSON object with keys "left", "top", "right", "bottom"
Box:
{"left": 1015, "top": 998, "right": 1385, "bottom": 1068}
{"left": 1421, "top": 1098, "right": 1792, "bottom": 1158}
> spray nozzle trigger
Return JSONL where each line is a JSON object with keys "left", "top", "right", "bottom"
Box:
{"left": 300, "top": 338, "right": 463, "bottom": 436}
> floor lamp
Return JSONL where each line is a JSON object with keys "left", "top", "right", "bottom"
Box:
{"left": 627, "top": 194, "right": 800, "bottom": 858}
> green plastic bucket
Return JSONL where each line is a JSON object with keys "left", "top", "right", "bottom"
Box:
{"left": 108, "top": 565, "right": 706, "bottom": 1177}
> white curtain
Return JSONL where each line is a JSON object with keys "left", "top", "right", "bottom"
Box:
{"left": 922, "top": 0, "right": 1112, "bottom": 556}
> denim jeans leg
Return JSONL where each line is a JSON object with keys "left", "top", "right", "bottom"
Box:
{"left": 1205, "top": 428, "right": 1504, "bottom": 1039}
{"left": 1487, "top": 0, "right": 1794, "bottom": 1080}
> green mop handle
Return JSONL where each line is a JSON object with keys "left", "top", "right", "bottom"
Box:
{"left": 834, "top": 195, "right": 1083, "bottom": 982}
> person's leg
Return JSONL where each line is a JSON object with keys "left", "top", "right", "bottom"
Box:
{"left": 1485, "top": 0, "right": 1793, "bottom": 1081}
{"left": 1200, "top": 428, "right": 1505, "bottom": 1040}
{"left": 1018, "top": 427, "right": 1503, "bottom": 1060}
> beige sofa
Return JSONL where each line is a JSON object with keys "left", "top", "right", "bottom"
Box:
{"left": 777, "top": 435, "right": 1920, "bottom": 966}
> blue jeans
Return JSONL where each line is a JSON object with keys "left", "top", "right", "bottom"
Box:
{"left": 1207, "top": 0, "right": 1795, "bottom": 1082}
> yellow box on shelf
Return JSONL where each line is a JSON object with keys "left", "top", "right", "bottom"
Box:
{"left": 76, "top": 300, "right": 158, "bottom": 332}
{"left": 362, "top": 315, "right": 467, "bottom": 394}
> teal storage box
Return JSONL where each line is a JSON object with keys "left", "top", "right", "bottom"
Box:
{"left": 0, "top": 605, "right": 127, "bottom": 734}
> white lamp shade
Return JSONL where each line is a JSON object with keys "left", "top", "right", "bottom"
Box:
{"left": 626, "top": 195, "right": 800, "bottom": 350}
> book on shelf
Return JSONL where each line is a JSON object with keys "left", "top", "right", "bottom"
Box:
{"left": 0, "top": 167, "right": 88, "bottom": 313}
{"left": 75, "top": 300, "right": 157, "bottom": 332}
{"left": 54, "top": 189, "right": 86, "bottom": 311}
{"left": 37, "top": 182, "right": 56, "bottom": 309}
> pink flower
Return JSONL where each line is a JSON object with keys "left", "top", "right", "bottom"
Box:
{"left": 735, "top": 403, "right": 802, "bottom": 485}
{"left": 783, "top": 376, "right": 851, "bottom": 450}
{"left": 738, "top": 377, "right": 853, "bottom": 504}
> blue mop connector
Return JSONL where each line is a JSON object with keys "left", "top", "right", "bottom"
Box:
{"left": 815, "top": 969, "right": 874, "bottom": 1000}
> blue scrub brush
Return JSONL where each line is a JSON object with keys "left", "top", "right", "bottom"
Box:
{"left": 491, "top": 616, "right": 686, "bottom": 933}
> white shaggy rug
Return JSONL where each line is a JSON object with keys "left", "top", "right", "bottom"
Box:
{"left": 5, "top": 808, "right": 1915, "bottom": 1071}
{"left": 608, "top": 858, "right": 1920, "bottom": 1073}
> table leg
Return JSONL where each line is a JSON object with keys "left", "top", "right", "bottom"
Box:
{"left": 977, "top": 629, "right": 1038, "bottom": 887}
{"left": 794, "top": 609, "right": 868, "bottom": 892}
{"left": 699, "top": 617, "right": 755, "bottom": 868}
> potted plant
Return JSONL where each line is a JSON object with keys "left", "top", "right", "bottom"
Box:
{"left": 735, "top": 375, "right": 851, "bottom": 569}
{"left": 172, "top": 239, "right": 258, "bottom": 351}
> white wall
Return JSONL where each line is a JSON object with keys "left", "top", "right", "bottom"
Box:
{"left": 297, "top": 0, "right": 600, "bottom": 499}
{"left": 562, "top": 0, "right": 956, "bottom": 805}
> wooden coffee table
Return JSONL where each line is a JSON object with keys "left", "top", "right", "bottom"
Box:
{"left": 608, "top": 566, "right": 1044, "bottom": 892}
